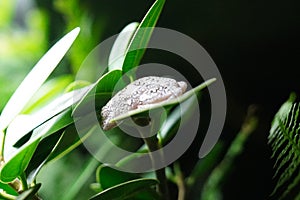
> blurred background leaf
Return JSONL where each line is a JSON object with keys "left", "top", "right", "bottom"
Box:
{"left": 36, "top": 149, "right": 96, "bottom": 200}
{"left": 0, "top": 0, "right": 48, "bottom": 111}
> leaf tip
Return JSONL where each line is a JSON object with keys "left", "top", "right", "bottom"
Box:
{"left": 69, "top": 27, "right": 80, "bottom": 39}
{"left": 205, "top": 78, "right": 217, "bottom": 86}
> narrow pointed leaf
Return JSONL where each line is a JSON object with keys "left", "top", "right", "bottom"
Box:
{"left": 0, "top": 139, "right": 40, "bottom": 183}
{"left": 96, "top": 165, "right": 139, "bottom": 190}
{"left": 4, "top": 87, "right": 89, "bottom": 158}
{"left": 89, "top": 178, "right": 158, "bottom": 200}
{"left": 43, "top": 123, "right": 94, "bottom": 164}
{"left": 0, "top": 182, "right": 19, "bottom": 196}
{"left": 159, "top": 93, "right": 199, "bottom": 143}
{"left": 108, "top": 22, "right": 139, "bottom": 71}
{"left": 1, "top": 109, "right": 73, "bottom": 182}
{"left": 16, "top": 183, "right": 41, "bottom": 200}
{"left": 123, "top": 0, "right": 165, "bottom": 74}
{"left": 72, "top": 69, "right": 123, "bottom": 116}
{"left": 61, "top": 157, "right": 99, "bottom": 200}
{"left": 22, "top": 75, "right": 73, "bottom": 114}
{"left": 25, "top": 130, "right": 64, "bottom": 184}
{"left": 0, "top": 27, "right": 80, "bottom": 131}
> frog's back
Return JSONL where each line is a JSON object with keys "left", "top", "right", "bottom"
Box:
{"left": 101, "top": 76, "right": 187, "bottom": 130}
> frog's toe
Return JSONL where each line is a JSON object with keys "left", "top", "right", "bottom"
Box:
{"left": 178, "top": 81, "right": 187, "bottom": 93}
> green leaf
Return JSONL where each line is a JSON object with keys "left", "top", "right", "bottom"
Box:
{"left": 89, "top": 178, "right": 158, "bottom": 200}
{"left": 42, "top": 122, "right": 95, "bottom": 166}
{"left": 268, "top": 94, "right": 300, "bottom": 199}
{"left": 60, "top": 157, "right": 100, "bottom": 200}
{"left": 186, "top": 142, "right": 224, "bottom": 187}
{"left": 44, "top": 125, "right": 84, "bottom": 162}
{"left": 0, "top": 139, "right": 40, "bottom": 183}
{"left": 65, "top": 80, "right": 91, "bottom": 92}
{"left": 130, "top": 188, "right": 161, "bottom": 200}
{"left": 4, "top": 108, "right": 74, "bottom": 159}
{"left": 108, "top": 22, "right": 139, "bottom": 71}
{"left": 112, "top": 78, "right": 216, "bottom": 123}
{"left": 122, "top": 0, "right": 165, "bottom": 75}
{"left": 36, "top": 150, "right": 96, "bottom": 200}
{"left": 96, "top": 165, "right": 139, "bottom": 190}
{"left": 0, "top": 27, "right": 80, "bottom": 131}
{"left": 1, "top": 109, "right": 73, "bottom": 183}
{"left": 31, "top": 109, "right": 74, "bottom": 140}
{"left": 159, "top": 92, "right": 199, "bottom": 144}
{"left": 116, "top": 95, "right": 200, "bottom": 168}
{"left": 22, "top": 75, "right": 74, "bottom": 114}
{"left": 4, "top": 87, "right": 88, "bottom": 156}
{"left": 94, "top": 166, "right": 161, "bottom": 200}
{"left": 72, "top": 69, "right": 123, "bottom": 116}
{"left": 16, "top": 183, "right": 41, "bottom": 200}
{"left": 25, "top": 130, "right": 64, "bottom": 184}
{"left": 0, "top": 181, "right": 19, "bottom": 197}
{"left": 113, "top": 79, "right": 215, "bottom": 168}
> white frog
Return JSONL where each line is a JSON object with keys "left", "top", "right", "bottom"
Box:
{"left": 101, "top": 76, "right": 187, "bottom": 130}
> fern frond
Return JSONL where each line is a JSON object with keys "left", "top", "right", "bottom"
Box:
{"left": 269, "top": 93, "right": 300, "bottom": 199}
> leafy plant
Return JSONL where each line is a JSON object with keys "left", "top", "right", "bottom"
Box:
{"left": 268, "top": 94, "right": 300, "bottom": 199}
{"left": 0, "top": 0, "right": 212, "bottom": 199}
{"left": 0, "top": 0, "right": 258, "bottom": 199}
{"left": 0, "top": 27, "right": 81, "bottom": 199}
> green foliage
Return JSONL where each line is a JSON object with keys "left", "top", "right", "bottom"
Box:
{"left": 92, "top": 166, "right": 161, "bottom": 200}
{"left": 0, "top": 181, "right": 18, "bottom": 197}
{"left": 90, "top": 178, "right": 159, "bottom": 200}
{"left": 0, "top": 0, "right": 244, "bottom": 199}
{"left": 96, "top": 165, "right": 139, "bottom": 191}
{"left": 1, "top": 139, "right": 40, "bottom": 183}
{"left": 72, "top": 69, "right": 123, "bottom": 116}
{"left": 15, "top": 183, "right": 41, "bottom": 200}
{"left": 22, "top": 76, "right": 73, "bottom": 114}
{"left": 0, "top": 27, "right": 80, "bottom": 132}
{"left": 268, "top": 94, "right": 300, "bottom": 199}
{"left": 0, "top": 27, "right": 81, "bottom": 198}
{"left": 0, "top": 26, "right": 88, "bottom": 189}
{"left": 123, "top": 0, "right": 165, "bottom": 76}
{"left": 108, "top": 22, "right": 139, "bottom": 72}
{"left": 37, "top": 152, "right": 96, "bottom": 200}
{"left": 0, "top": 1, "right": 48, "bottom": 111}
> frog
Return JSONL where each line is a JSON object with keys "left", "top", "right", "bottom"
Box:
{"left": 101, "top": 76, "right": 187, "bottom": 131}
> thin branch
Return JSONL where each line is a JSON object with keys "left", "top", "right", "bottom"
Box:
{"left": 174, "top": 162, "right": 186, "bottom": 200}
{"left": 138, "top": 124, "right": 170, "bottom": 200}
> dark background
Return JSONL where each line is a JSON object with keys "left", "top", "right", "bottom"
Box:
{"left": 33, "top": 0, "right": 300, "bottom": 199}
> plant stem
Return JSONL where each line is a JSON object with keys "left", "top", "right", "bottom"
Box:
{"left": 19, "top": 172, "right": 28, "bottom": 191}
{"left": 174, "top": 163, "right": 185, "bottom": 200}
{"left": 155, "top": 167, "right": 169, "bottom": 199}
{"left": 142, "top": 135, "right": 170, "bottom": 200}
{"left": 0, "top": 130, "right": 5, "bottom": 158}
{"left": 9, "top": 179, "right": 22, "bottom": 193}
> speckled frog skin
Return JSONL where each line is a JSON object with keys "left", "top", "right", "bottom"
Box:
{"left": 101, "top": 76, "right": 187, "bottom": 130}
